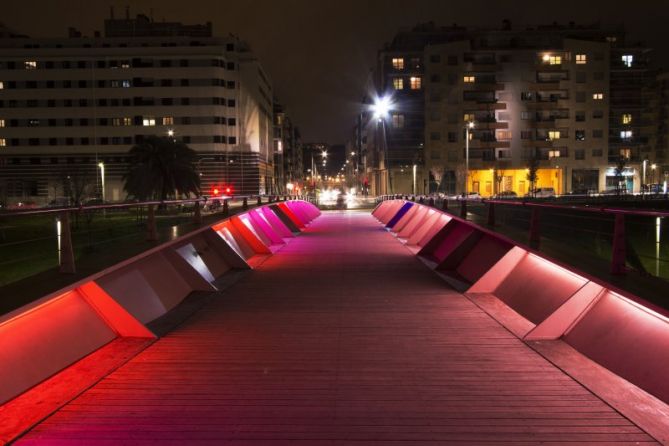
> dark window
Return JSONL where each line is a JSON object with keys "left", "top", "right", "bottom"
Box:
{"left": 161, "top": 79, "right": 172, "bottom": 87}
{"left": 100, "top": 137, "right": 109, "bottom": 145}
{"left": 77, "top": 61, "right": 86, "bottom": 69}
{"left": 575, "top": 130, "right": 585, "bottom": 141}
{"left": 182, "top": 136, "right": 191, "bottom": 143}
{"left": 181, "top": 98, "right": 190, "bottom": 105}
{"left": 180, "top": 59, "right": 188, "bottom": 67}
{"left": 80, "top": 118, "right": 88, "bottom": 126}
{"left": 448, "top": 132, "right": 457, "bottom": 142}
{"left": 161, "top": 98, "right": 173, "bottom": 105}
{"left": 47, "top": 80, "right": 55, "bottom": 88}
{"left": 66, "top": 138, "right": 74, "bottom": 145}
{"left": 122, "top": 99, "right": 131, "bottom": 106}
{"left": 226, "top": 81, "right": 235, "bottom": 89}
{"left": 98, "top": 99, "right": 107, "bottom": 106}
{"left": 181, "top": 79, "right": 190, "bottom": 86}
{"left": 228, "top": 136, "right": 236, "bottom": 144}
{"left": 81, "top": 137, "right": 89, "bottom": 145}
{"left": 47, "top": 99, "right": 56, "bottom": 107}
{"left": 78, "top": 80, "right": 86, "bottom": 88}
{"left": 99, "top": 118, "right": 108, "bottom": 126}
{"left": 29, "top": 156, "right": 40, "bottom": 163}
{"left": 97, "top": 60, "right": 105, "bottom": 68}
{"left": 79, "top": 99, "right": 88, "bottom": 107}
{"left": 576, "top": 111, "right": 586, "bottom": 122}
{"left": 49, "top": 139, "right": 57, "bottom": 146}
{"left": 575, "top": 149, "right": 585, "bottom": 160}
{"left": 65, "top": 119, "right": 73, "bottom": 126}
{"left": 226, "top": 62, "right": 235, "bottom": 70}
{"left": 63, "top": 80, "right": 72, "bottom": 88}
{"left": 430, "top": 54, "right": 441, "bottom": 63}
{"left": 46, "top": 61, "right": 54, "bottom": 69}
{"left": 26, "top": 81, "right": 37, "bottom": 88}
{"left": 123, "top": 136, "right": 132, "bottom": 144}
{"left": 228, "top": 99, "right": 236, "bottom": 107}
{"left": 182, "top": 117, "right": 191, "bottom": 125}
{"left": 29, "top": 139, "right": 39, "bottom": 146}
{"left": 430, "top": 74, "right": 441, "bottom": 83}
{"left": 593, "top": 129, "right": 603, "bottom": 138}
{"left": 48, "top": 119, "right": 56, "bottom": 126}
{"left": 27, "top": 100, "right": 38, "bottom": 107}
{"left": 98, "top": 80, "right": 105, "bottom": 88}
{"left": 228, "top": 118, "right": 236, "bottom": 126}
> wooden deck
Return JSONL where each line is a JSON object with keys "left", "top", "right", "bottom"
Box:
{"left": 16, "top": 211, "right": 658, "bottom": 445}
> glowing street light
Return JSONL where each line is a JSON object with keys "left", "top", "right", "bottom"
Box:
{"left": 371, "top": 95, "right": 393, "bottom": 120}
{"left": 167, "top": 129, "right": 175, "bottom": 137}
{"left": 465, "top": 120, "right": 475, "bottom": 196}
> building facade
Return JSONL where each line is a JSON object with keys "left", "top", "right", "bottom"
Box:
{"left": 367, "top": 22, "right": 658, "bottom": 196}
{"left": 0, "top": 13, "right": 274, "bottom": 204}
{"left": 273, "top": 100, "right": 304, "bottom": 194}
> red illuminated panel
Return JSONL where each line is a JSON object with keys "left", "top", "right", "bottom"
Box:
{"left": 493, "top": 253, "right": 588, "bottom": 325}
{"left": 230, "top": 216, "right": 272, "bottom": 254}
{"left": 564, "top": 290, "right": 669, "bottom": 404}
{"left": 278, "top": 202, "right": 306, "bottom": 228}
{"left": 0, "top": 290, "right": 117, "bottom": 404}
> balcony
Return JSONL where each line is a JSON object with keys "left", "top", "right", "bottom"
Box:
{"left": 470, "top": 140, "right": 511, "bottom": 149}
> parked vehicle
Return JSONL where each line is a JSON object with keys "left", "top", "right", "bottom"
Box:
{"left": 457, "top": 192, "right": 482, "bottom": 201}
{"left": 527, "top": 187, "right": 555, "bottom": 198}
{"left": 494, "top": 191, "right": 517, "bottom": 199}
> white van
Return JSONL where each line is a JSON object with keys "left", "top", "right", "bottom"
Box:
{"left": 532, "top": 187, "right": 555, "bottom": 198}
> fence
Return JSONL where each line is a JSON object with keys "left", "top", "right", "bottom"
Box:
{"left": 377, "top": 194, "right": 669, "bottom": 287}
{"left": 0, "top": 195, "right": 314, "bottom": 303}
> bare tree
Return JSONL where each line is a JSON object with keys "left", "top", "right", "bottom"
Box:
{"left": 526, "top": 155, "right": 540, "bottom": 198}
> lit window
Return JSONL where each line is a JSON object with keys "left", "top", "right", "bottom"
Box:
{"left": 0, "top": 138, "right": 5, "bottom": 146}
{"left": 497, "top": 130, "right": 512, "bottom": 140}
{"left": 548, "top": 130, "right": 560, "bottom": 140}
{"left": 593, "top": 93, "right": 604, "bottom": 100}
{"left": 0, "top": 119, "right": 4, "bottom": 128}
{"left": 121, "top": 61, "right": 130, "bottom": 68}
{"left": 0, "top": 81, "right": 3, "bottom": 89}
{"left": 392, "top": 78, "right": 404, "bottom": 90}
{"left": 112, "top": 118, "right": 122, "bottom": 126}
{"left": 548, "top": 150, "right": 561, "bottom": 158}
{"left": 463, "top": 75, "right": 475, "bottom": 83}
{"left": 162, "top": 116, "right": 174, "bottom": 125}
{"left": 463, "top": 113, "right": 475, "bottom": 122}
{"left": 576, "top": 54, "right": 587, "bottom": 64}
{"left": 620, "top": 130, "right": 632, "bottom": 139}
{"left": 410, "top": 76, "right": 422, "bottom": 90}
{"left": 391, "top": 113, "right": 405, "bottom": 128}
{"left": 24, "top": 61, "right": 37, "bottom": 69}
{"left": 543, "top": 54, "right": 562, "bottom": 65}
{"left": 122, "top": 80, "right": 131, "bottom": 88}
{"left": 622, "top": 55, "right": 633, "bottom": 67}
{"left": 620, "top": 148, "right": 631, "bottom": 159}
{"left": 122, "top": 117, "right": 132, "bottom": 126}
{"left": 622, "top": 114, "right": 632, "bottom": 124}
{"left": 392, "top": 58, "right": 404, "bottom": 70}
{"left": 143, "top": 117, "right": 156, "bottom": 126}
{"left": 607, "top": 36, "right": 618, "bottom": 43}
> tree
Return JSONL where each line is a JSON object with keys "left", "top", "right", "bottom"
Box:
{"left": 124, "top": 136, "right": 200, "bottom": 201}
{"left": 61, "top": 165, "right": 95, "bottom": 206}
{"left": 614, "top": 155, "right": 628, "bottom": 196}
{"left": 526, "top": 154, "right": 540, "bottom": 197}
{"left": 493, "top": 166, "right": 506, "bottom": 196}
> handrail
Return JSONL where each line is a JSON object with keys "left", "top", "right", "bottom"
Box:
{"left": 481, "top": 199, "right": 669, "bottom": 218}
{"left": 0, "top": 195, "right": 312, "bottom": 218}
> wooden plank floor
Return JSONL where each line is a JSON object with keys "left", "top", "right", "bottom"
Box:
{"left": 16, "top": 211, "right": 658, "bottom": 445}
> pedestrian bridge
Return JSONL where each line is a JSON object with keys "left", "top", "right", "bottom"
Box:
{"left": 1, "top": 199, "right": 669, "bottom": 445}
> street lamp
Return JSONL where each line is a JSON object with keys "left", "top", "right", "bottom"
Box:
{"left": 465, "top": 121, "right": 475, "bottom": 196}
{"left": 370, "top": 95, "right": 394, "bottom": 194}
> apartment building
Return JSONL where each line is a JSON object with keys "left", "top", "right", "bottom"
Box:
{"left": 273, "top": 100, "right": 303, "bottom": 194}
{"left": 370, "top": 21, "right": 655, "bottom": 196}
{"left": 0, "top": 13, "right": 274, "bottom": 204}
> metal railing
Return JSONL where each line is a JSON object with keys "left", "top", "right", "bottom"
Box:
{"left": 0, "top": 194, "right": 312, "bottom": 289}
{"left": 376, "top": 194, "right": 669, "bottom": 282}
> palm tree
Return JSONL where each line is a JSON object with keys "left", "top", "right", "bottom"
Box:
{"left": 124, "top": 136, "right": 200, "bottom": 201}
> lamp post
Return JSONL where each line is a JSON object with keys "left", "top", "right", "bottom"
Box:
{"left": 465, "top": 121, "right": 475, "bottom": 195}
{"left": 371, "top": 96, "right": 393, "bottom": 195}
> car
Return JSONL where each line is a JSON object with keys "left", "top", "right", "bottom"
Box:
{"left": 457, "top": 192, "right": 482, "bottom": 201}
{"left": 566, "top": 188, "right": 591, "bottom": 197}
{"left": 494, "top": 191, "right": 517, "bottom": 199}
{"left": 527, "top": 187, "right": 555, "bottom": 198}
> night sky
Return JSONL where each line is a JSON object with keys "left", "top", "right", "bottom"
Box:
{"left": 4, "top": 0, "right": 669, "bottom": 145}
